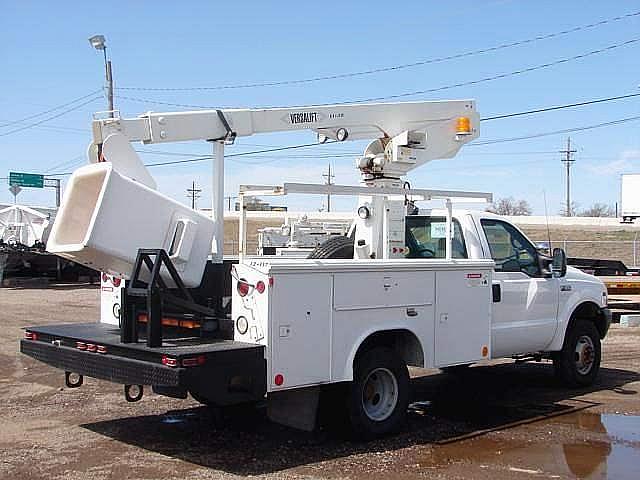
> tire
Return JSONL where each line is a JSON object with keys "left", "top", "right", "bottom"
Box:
{"left": 553, "top": 319, "right": 601, "bottom": 387}
{"left": 307, "top": 236, "right": 354, "bottom": 259}
{"left": 347, "top": 347, "right": 409, "bottom": 439}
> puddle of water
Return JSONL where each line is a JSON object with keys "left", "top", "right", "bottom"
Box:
{"left": 421, "top": 412, "right": 640, "bottom": 479}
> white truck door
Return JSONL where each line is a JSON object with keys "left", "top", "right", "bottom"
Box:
{"left": 479, "top": 218, "right": 559, "bottom": 357}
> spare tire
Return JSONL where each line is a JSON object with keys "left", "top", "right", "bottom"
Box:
{"left": 307, "top": 236, "right": 354, "bottom": 259}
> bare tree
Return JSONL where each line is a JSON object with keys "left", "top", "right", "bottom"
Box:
{"left": 579, "top": 203, "right": 615, "bottom": 217}
{"left": 559, "top": 201, "right": 580, "bottom": 217}
{"left": 487, "top": 197, "right": 532, "bottom": 216}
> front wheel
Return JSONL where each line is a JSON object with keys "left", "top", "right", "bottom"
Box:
{"left": 347, "top": 347, "right": 409, "bottom": 438}
{"left": 553, "top": 319, "right": 601, "bottom": 387}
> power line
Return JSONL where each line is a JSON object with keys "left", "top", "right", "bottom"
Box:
{"left": 0, "top": 90, "right": 102, "bottom": 128}
{"left": 115, "top": 95, "right": 217, "bottom": 109}
{"left": 0, "top": 96, "right": 102, "bottom": 138}
{"left": 115, "top": 37, "right": 640, "bottom": 109}
{"left": 471, "top": 114, "right": 640, "bottom": 146}
{"left": 116, "top": 10, "right": 640, "bottom": 91}
{"left": 341, "top": 37, "right": 640, "bottom": 104}
{"left": 480, "top": 92, "right": 640, "bottom": 121}
{"left": 44, "top": 155, "right": 86, "bottom": 174}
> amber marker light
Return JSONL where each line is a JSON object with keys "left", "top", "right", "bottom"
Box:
{"left": 455, "top": 116, "right": 472, "bottom": 135}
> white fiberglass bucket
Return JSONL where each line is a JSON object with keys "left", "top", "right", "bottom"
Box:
{"left": 47, "top": 162, "right": 214, "bottom": 287}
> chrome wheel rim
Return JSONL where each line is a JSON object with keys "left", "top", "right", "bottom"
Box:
{"left": 362, "top": 367, "right": 398, "bottom": 421}
{"left": 575, "top": 335, "right": 595, "bottom": 375}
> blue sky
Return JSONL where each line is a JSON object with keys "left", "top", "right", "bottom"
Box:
{"left": 1, "top": 0, "right": 639, "bottom": 214}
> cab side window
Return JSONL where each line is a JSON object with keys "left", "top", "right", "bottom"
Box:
{"left": 405, "top": 217, "right": 468, "bottom": 259}
{"left": 480, "top": 219, "right": 539, "bottom": 276}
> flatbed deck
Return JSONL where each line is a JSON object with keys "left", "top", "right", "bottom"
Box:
{"left": 24, "top": 322, "right": 258, "bottom": 357}
{"left": 20, "top": 323, "right": 266, "bottom": 404}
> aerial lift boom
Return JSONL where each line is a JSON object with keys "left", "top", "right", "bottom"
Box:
{"left": 48, "top": 100, "right": 479, "bottom": 285}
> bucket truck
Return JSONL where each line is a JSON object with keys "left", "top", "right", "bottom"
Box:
{"left": 21, "top": 100, "right": 610, "bottom": 437}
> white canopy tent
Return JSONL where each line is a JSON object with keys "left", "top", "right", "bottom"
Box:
{"left": 0, "top": 204, "right": 50, "bottom": 247}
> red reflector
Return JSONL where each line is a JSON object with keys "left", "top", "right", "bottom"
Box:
{"left": 274, "top": 374, "right": 284, "bottom": 386}
{"left": 97, "top": 345, "right": 108, "bottom": 354}
{"left": 466, "top": 273, "right": 482, "bottom": 279}
{"left": 86, "top": 343, "right": 97, "bottom": 352}
{"left": 102, "top": 272, "right": 109, "bottom": 283}
{"left": 76, "top": 341, "right": 87, "bottom": 350}
{"left": 162, "top": 355, "right": 178, "bottom": 367}
{"left": 256, "top": 280, "right": 265, "bottom": 294}
{"left": 25, "top": 331, "right": 38, "bottom": 341}
{"left": 112, "top": 277, "right": 122, "bottom": 287}
{"left": 181, "top": 355, "right": 206, "bottom": 367}
{"left": 237, "top": 279, "right": 250, "bottom": 297}
{"left": 268, "top": 277, "right": 274, "bottom": 287}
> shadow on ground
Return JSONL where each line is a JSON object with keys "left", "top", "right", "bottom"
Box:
{"left": 6, "top": 282, "right": 100, "bottom": 291}
{"left": 82, "top": 363, "right": 639, "bottom": 475}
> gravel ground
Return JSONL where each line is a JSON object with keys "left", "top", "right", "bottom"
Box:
{"left": 1, "top": 285, "right": 639, "bottom": 479}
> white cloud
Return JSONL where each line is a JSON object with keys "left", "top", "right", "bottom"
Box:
{"left": 585, "top": 149, "right": 640, "bottom": 176}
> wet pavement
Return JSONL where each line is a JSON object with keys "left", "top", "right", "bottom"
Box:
{"left": 417, "top": 412, "right": 640, "bottom": 479}
{"left": 2, "top": 286, "right": 640, "bottom": 479}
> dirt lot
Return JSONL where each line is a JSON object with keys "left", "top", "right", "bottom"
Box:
{"left": 1, "top": 286, "right": 639, "bottom": 480}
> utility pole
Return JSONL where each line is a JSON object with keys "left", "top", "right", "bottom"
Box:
{"left": 43, "top": 178, "right": 61, "bottom": 208}
{"left": 224, "top": 196, "right": 237, "bottom": 211}
{"left": 559, "top": 137, "right": 576, "bottom": 216}
{"left": 186, "top": 181, "right": 201, "bottom": 209}
{"left": 322, "top": 162, "right": 335, "bottom": 212}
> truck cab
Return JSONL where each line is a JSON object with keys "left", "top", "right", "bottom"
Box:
{"left": 405, "top": 209, "right": 610, "bottom": 367}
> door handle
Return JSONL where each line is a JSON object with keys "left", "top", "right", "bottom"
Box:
{"left": 492, "top": 283, "right": 501, "bottom": 302}
{"left": 406, "top": 307, "right": 418, "bottom": 317}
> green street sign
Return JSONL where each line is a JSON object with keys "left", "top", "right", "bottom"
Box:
{"left": 9, "top": 172, "right": 44, "bottom": 188}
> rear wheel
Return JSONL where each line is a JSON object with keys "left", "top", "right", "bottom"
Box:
{"left": 553, "top": 319, "right": 601, "bottom": 387}
{"left": 307, "top": 236, "right": 354, "bottom": 259}
{"left": 347, "top": 347, "right": 409, "bottom": 438}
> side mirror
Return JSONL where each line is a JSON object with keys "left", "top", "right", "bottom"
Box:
{"left": 552, "top": 248, "right": 567, "bottom": 277}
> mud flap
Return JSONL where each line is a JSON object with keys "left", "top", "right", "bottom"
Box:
{"left": 267, "top": 386, "right": 320, "bottom": 432}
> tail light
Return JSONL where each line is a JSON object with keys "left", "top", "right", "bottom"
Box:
{"left": 255, "top": 280, "right": 266, "bottom": 294}
{"left": 86, "top": 344, "right": 97, "bottom": 353}
{"left": 181, "top": 355, "right": 206, "bottom": 367}
{"left": 112, "top": 277, "right": 122, "bottom": 287}
{"left": 162, "top": 356, "right": 178, "bottom": 367}
{"left": 237, "top": 279, "right": 251, "bottom": 297}
{"left": 76, "top": 341, "right": 87, "bottom": 350}
{"left": 97, "top": 345, "right": 108, "bottom": 354}
{"left": 101, "top": 272, "right": 109, "bottom": 283}
{"left": 25, "top": 331, "right": 38, "bottom": 341}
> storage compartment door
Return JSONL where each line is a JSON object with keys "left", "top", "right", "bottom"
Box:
{"left": 434, "top": 270, "right": 492, "bottom": 367}
{"left": 270, "top": 273, "right": 332, "bottom": 389}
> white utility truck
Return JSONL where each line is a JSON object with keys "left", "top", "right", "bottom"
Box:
{"left": 21, "top": 100, "right": 610, "bottom": 437}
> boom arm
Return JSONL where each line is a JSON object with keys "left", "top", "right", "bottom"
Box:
{"left": 90, "top": 100, "right": 479, "bottom": 177}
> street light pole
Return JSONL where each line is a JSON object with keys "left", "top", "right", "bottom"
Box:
{"left": 89, "top": 35, "right": 114, "bottom": 117}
